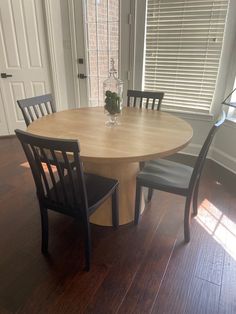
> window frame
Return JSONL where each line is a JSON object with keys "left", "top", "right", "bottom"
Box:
{"left": 222, "top": 19, "right": 236, "bottom": 124}
{"left": 132, "top": 0, "right": 236, "bottom": 121}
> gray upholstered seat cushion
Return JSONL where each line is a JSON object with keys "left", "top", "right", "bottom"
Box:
{"left": 137, "top": 159, "right": 193, "bottom": 195}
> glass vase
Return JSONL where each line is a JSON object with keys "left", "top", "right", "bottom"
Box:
{"left": 105, "top": 113, "right": 120, "bottom": 127}
{"left": 103, "top": 58, "right": 123, "bottom": 127}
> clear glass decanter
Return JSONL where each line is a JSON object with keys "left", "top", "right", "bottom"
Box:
{"left": 103, "top": 58, "right": 123, "bottom": 127}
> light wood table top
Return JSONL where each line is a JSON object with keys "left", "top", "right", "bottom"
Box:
{"left": 28, "top": 107, "right": 193, "bottom": 226}
{"left": 28, "top": 107, "right": 193, "bottom": 163}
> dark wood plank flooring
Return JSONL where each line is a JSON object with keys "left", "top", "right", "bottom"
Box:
{"left": 0, "top": 137, "right": 236, "bottom": 313}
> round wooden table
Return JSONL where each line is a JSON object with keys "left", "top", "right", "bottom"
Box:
{"left": 28, "top": 107, "right": 193, "bottom": 226}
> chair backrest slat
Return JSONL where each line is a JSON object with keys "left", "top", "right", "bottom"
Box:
{"left": 152, "top": 98, "right": 155, "bottom": 110}
{"left": 38, "top": 103, "right": 45, "bottom": 116}
{"left": 127, "top": 90, "right": 164, "bottom": 110}
{"left": 139, "top": 97, "right": 143, "bottom": 108}
{"left": 27, "top": 106, "right": 35, "bottom": 124}
{"left": 50, "top": 149, "right": 69, "bottom": 204}
{"left": 44, "top": 102, "right": 51, "bottom": 114}
{"left": 32, "top": 105, "right": 40, "bottom": 119}
{"left": 41, "top": 148, "right": 61, "bottom": 203}
{"left": 17, "top": 94, "right": 56, "bottom": 126}
{"left": 32, "top": 147, "right": 51, "bottom": 198}
{"left": 15, "top": 130, "right": 88, "bottom": 215}
{"left": 62, "top": 151, "right": 78, "bottom": 206}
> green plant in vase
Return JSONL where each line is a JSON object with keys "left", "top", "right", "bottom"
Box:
{"left": 104, "top": 90, "right": 121, "bottom": 115}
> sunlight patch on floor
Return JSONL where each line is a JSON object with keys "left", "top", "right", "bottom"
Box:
{"left": 196, "top": 199, "right": 236, "bottom": 260}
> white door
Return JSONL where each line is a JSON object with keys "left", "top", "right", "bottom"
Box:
{"left": 0, "top": 91, "right": 9, "bottom": 135}
{"left": 74, "top": 0, "right": 132, "bottom": 107}
{"left": 0, "top": 0, "right": 52, "bottom": 135}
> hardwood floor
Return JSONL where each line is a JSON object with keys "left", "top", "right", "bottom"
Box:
{"left": 0, "top": 136, "right": 236, "bottom": 313}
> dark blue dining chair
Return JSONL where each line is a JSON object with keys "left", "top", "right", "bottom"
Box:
{"left": 15, "top": 129, "right": 119, "bottom": 271}
{"left": 134, "top": 111, "right": 226, "bottom": 243}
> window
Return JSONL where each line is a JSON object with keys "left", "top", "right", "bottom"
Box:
{"left": 143, "top": 0, "right": 229, "bottom": 114}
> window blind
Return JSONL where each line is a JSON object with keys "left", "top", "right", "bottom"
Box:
{"left": 144, "top": 0, "right": 229, "bottom": 114}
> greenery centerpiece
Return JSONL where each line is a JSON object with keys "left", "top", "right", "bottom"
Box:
{"left": 104, "top": 90, "right": 121, "bottom": 115}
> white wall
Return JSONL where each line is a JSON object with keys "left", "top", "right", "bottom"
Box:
{"left": 178, "top": 117, "right": 236, "bottom": 174}
{"left": 212, "top": 122, "right": 236, "bottom": 173}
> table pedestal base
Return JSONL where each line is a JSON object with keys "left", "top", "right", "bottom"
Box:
{"left": 84, "top": 161, "right": 145, "bottom": 226}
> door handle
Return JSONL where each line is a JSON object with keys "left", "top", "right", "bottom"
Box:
{"left": 78, "top": 73, "right": 87, "bottom": 79}
{"left": 1, "top": 73, "right": 13, "bottom": 78}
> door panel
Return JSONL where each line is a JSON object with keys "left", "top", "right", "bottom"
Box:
{"left": 0, "top": 0, "right": 51, "bottom": 134}
{"left": 9, "top": 82, "right": 26, "bottom": 122}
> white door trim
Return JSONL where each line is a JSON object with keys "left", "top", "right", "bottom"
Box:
{"left": 68, "top": 0, "right": 80, "bottom": 108}
{"left": 43, "top": 0, "right": 61, "bottom": 110}
{"left": 132, "top": 0, "right": 146, "bottom": 90}
{"left": 72, "top": 0, "right": 89, "bottom": 107}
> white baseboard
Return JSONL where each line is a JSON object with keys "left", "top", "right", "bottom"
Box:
{"left": 178, "top": 143, "right": 201, "bottom": 156}
{"left": 178, "top": 144, "right": 236, "bottom": 175}
{"left": 210, "top": 147, "right": 236, "bottom": 175}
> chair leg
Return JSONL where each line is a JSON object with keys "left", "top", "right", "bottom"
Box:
{"left": 134, "top": 183, "right": 142, "bottom": 225}
{"left": 193, "top": 178, "right": 200, "bottom": 216}
{"left": 147, "top": 188, "right": 153, "bottom": 202}
{"left": 40, "top": 205, "right": 48, "bottom": 254}
{"left": 112, "top": 187, "right": 119, "bottom": 228}
{"left": 139, "top": 161, "right": 145, "bottom": 170}
{"left": 184, "top": 196, "right": 192, "bottom": 243}
{"left": 83, "top": 221, "right": 91, "bottom": 272}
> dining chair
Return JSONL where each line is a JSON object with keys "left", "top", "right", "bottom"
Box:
{"left": 17, "top": 94, "right": 56, "bottom": 126}
{"left": 17, "top": 94, "right": 73, "bottom": 172}
{"left": 134, "top": 111, "right": 226, "bottom": 243}
{"left": 127, "top": 89, "right": 165, "bottom": 170}
{"left": 127, "top": 90, "right": 164, "bottom": 110}
{"left": 15, "top": 129, "right": 119, "bottom": 271}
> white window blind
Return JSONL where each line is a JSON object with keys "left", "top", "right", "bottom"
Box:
{"left": 144, "top": 0, "right": 229, "bottom": 114}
